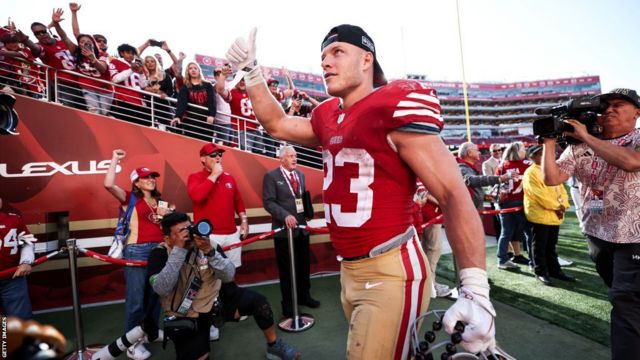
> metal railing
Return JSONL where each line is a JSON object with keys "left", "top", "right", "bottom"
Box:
{"left": 0, "top": 58, "right": 323, "bottom": 168}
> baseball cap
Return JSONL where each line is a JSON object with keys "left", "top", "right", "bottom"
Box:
{"left": 526, "top": 145, "right": 543, "bottom": 158}
{"left": 199, "top": 143, "right": 226, "bottom": 157}
{"left": 598, "top": 88, "right": 640, "bottom": 108}
{"left": 130, "top": 167, "right": 160, "bottom": 183}
{"left": 321, "top": 24, "right": 387, "bottom": 88}
{"left": 1, "top": 32, "right": 18, "bottom": 43}
{"left": 267, "top": 79, "right": 279, "bottom": 86}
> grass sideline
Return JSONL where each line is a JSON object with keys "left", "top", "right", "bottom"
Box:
{"left": 437, "top": 212, "right": 612, "bottom": 346}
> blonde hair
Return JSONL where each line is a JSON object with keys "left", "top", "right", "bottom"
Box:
{"left": 184, "top": 62, "right": 204, "bottom": 88}
{"left": 502, "top": 141, "right": 525, "bottom": 161}
{"left": 144, "top": 56, "right": 165, "bottom": 82}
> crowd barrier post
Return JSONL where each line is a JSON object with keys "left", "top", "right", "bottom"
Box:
{"left": 64, "top": 238, "right": 100, "bottom": 360}
{"left": 277, "top": 227, "right": 315, "bottom": 332}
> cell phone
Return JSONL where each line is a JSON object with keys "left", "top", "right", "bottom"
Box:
{"left": 149, "top": 39, "right": 163, "bottom": 47}
{"left": 158, "top": 201, "right": 168, "bottom": 209}
{"left": 84, "top": 42, "right": 93, "bottom": 50}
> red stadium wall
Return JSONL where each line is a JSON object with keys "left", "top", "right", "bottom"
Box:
{"left": 1, "top": 95, "right": 337, "bottom": 310}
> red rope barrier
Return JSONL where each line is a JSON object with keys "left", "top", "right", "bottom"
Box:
{"left": 478, "top": 206, "right": 523, "bottom": 215}
{"left": 78, "top": 248, "right": 147, "bottom": 267}
{"left": 0, "top": 250, "right": 61, "bottom": 280}
{"left": 223, "top": 229, "right": 279, "bottom": 251}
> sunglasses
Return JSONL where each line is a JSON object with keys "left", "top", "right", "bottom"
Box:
{"left": 33, "top": 30, "right": 48, "bottom": 36}
{"left": 492, "top": 149, "right": 503, "bottom": 153}
{"left": 208, "top": 152, "right": 224, "bottom": 158}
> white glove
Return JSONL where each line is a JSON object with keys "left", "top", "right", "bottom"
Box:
{"left": 225, "top": 28, "right": 264, "bottom": 87}
{"left": 443, "top": 268, "right": 496, "bottom": 354}
{"left": 226, "top": 27, "right": 257, "bottom": 72}
{"left": 18, "top": 231, "right": 36, "bottom": 246}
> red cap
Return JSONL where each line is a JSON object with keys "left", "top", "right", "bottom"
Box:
{"left": 199, "top": 143, "right": 226, "bottom": 156}
{"left": 130, "top": 167, "right": 160, "bottom": 183}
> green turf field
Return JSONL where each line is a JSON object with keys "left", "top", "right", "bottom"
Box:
{"left": 438, "top": 212, "right": 612, "bottom": 347}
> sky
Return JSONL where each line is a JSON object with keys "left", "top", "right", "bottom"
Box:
{"left": 4, "top": 0, "right": 639, "bottom": 91}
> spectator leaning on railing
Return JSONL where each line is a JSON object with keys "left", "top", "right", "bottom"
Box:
{"left": 31, "top": 10, "right": 83, "bottom": 108}
{"left": 109, "top": 44, "right": 149, "bottom": 126}
{"left": 214, "top": 65, "right": 234, "bottom": 145}
{"left": 172, "top": 62, "right": 216, "bottom": 141}
{"left": 0, "top": 31, "right": 44, "bottom": 97}
{"left": 72, "top": 34, "right": 112, "bottom": 115}
{"left": 217, "top": 76, "right": 263, "bottom": 153}
{"left": 541, "top": 88, "right": 640, "bottom": 359}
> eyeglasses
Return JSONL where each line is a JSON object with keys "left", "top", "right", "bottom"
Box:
{"left": 33, "top": 30, "right": 48, "bottom": 36}
{"left": 208, "top": 152, "right": 224, "bottom": 158}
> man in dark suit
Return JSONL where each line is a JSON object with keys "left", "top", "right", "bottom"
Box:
{"left": 262, "top": 145, "right": 319, "bottom": 318}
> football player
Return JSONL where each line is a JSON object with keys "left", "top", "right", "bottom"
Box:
{"left": 0, "top": 197, "right": 36, "bottom": 320}
{"left": 226, "top": 25, "right": 496, "bottom": 359}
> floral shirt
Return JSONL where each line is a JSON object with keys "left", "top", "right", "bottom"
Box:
{"left": 557, "top": 129, "right": 640, "bottom": 243}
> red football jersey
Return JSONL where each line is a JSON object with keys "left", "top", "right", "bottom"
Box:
{"left": 37, "top": 40, "right": 78, "bottom": 83}
{"left": 496, "top": 160, "right": 530, "bottom": 203}
{"left": 310, "top": 80, "right": 444, "bottom": 257}
{"left": 229, "top": 88, "right": 258, "bottom": 131}
{"left": 0, "top": 47, "right": 44, "bottom": 93}
{"left": 0, "top": 211, "right": 30, "bottom": 271}
{"left": 77, "top": 54, "right": 112, "bottom": 93}
{"left": 109, "top": 58, "right": 144, "bottom": 105}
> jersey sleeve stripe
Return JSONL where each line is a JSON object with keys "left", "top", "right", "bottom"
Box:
{"left": 396, "top": 122, "right": 442, "bottom": 135}
{"left": 393, "top": 109, "right": 443, "bottom": 122}
{"left": 396, "top": 100, "right": 440, "bottom": 114}
{"left": 407, "top": 92, "right": 440, "bottom": 105}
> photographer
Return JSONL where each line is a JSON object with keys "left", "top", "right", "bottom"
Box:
{"left": 148, "top": 212, "right": 235, "bottom": 360}
{"left": 541, "top": 88, "right": 640, "bottom": 359}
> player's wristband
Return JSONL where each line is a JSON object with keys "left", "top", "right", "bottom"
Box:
{"left": 459, "top": 267, "right": 490, "bottom": 298}
{"left": 244, "top": 65, "right": 265, "bottom": 87}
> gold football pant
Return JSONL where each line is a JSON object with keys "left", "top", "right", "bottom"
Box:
{"left": 340, "top": 234, "right": 431, "bottom": 360}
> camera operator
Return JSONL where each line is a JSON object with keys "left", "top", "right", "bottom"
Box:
{"left": 541, "top": 88, "right": 640, "bottom": 359}
{"left": 148, "top": 212, "right": 235, "bottom": 360}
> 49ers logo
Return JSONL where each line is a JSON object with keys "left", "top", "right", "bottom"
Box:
{"left": 0, "top": 160, "right": 120, "bottom": 178}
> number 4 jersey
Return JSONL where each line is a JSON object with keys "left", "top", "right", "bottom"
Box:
{"left": 310, "top": 80, "right": 444, "bottom": 258}
{"left": 0, "top": 211, "right": 30, "bottom": 271}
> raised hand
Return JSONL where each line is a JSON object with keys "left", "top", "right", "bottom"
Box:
{"left": 226, "top": 27, "right": 257, "bottom": 71}
{"left": 69, "top": 2, "right": 82, "bottom": 12}
{"left": 112, "top": 149, "right": 126, "bottom": 161}
{"left": 52, "top": 8, "right": 65, "bottom": 23}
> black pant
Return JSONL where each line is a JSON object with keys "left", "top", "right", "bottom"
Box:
{"left": 219, "top": 281, "right": 274, "bottom": 330}
{"left": 170, "top": 313, "right": 212, "bottom": 360}
{"left": 274, "top": 231, "right": 311, "bottom": 313}
{"left": 530, "top": 222, "right": 560, "bottom": 276}
{"left": 587, "top": 236, "right": 640, "bottom": 360}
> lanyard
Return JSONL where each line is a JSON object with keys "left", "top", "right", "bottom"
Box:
{"left": 280, "top": 167, "right": 302, "bottom": 198}
{"left": 589, "top": 135, "right": 630, "bottom": 189}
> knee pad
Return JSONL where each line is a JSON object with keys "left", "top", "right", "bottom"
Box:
{"left": 251, "top": 294, "right": 274, "bottom": 330}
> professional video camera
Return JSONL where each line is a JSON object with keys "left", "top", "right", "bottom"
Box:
{"left": 532, "top": 96, "right": 607, "bottom": 144}
{"left": 187, "top": 219, "right": 213, "bottom": 240}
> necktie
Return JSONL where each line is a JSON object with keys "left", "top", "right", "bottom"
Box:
{"left": 290, "top": 172, "right": 299, "bottom": 194}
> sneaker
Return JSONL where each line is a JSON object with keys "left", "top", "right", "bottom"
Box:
{"left": 266, "top": 338, "right": 301, "bottom": 360}
{"left": 511, "top": 254, "right": 530, "bottom": 265}
{"left": 141, "top": 328, "right": 164, "bottom": 343}
{"left": 558, "top": 257, "right": 574, "bottom": 267}
{"left": 209, "top": 325, "right": 220, "bottom": 341}
{"left": 127, "top": 342, "right": 151, "bottom": 360}
{"left": 434, "top": 283, "right": 452, "bottom": 298}
{"left": 498, "top": 260, "right": 519, "bottom": 270}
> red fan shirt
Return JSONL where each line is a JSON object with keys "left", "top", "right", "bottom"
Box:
{"left": 120, "top": 192, "right": 164, "bottom": 245}
{"left": 496, "top": 160, "right": 530, "bottom": 203}
{"left": 77, "top": 53, "right": 112, "bottom": 93}
{"left": 37, "top": 40, "right": 78, "bottom": 83}
{"left": 0, "top": 211, "right": 30, "bottom": 271}
{"left": 229, "top": 88, "right": 259, "bottom": 131}
{"left": 109, "top": 58, "right": 144, "bottom": 105}
{"left": 310, "top": 80, "right": 444, "bottom": 257}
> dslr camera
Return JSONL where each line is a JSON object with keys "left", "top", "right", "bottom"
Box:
{"left": 187, "top": 219, "right": 213, "bottom": 240}
{"left": 532, "top": 96, "right": 607, "bottom": 144}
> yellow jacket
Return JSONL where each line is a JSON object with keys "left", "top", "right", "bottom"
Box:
{"left": 523, "top": 164, "right": 570, "bottom": 225}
